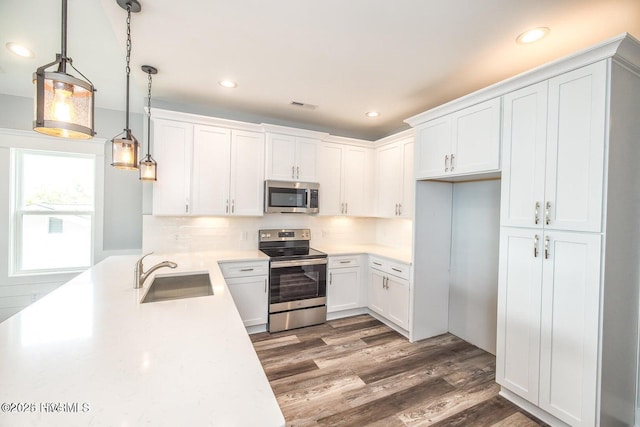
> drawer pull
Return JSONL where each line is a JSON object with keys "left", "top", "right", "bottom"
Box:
{"left": 339, "top": 260, "right": 351, "bottom": 264}
{"left": 391, "top": 267, "right": 402, "bottom": 273}
{"left": 240, "top": 268, "right": 254, "bottom": 272}
{"left": 373, "top": 262, "right": 382, "bottom": 266}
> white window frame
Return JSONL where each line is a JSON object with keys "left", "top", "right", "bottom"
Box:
{"left": 13, "top": 149, "right": 96, "bottom": 274}
{"left": 0, "top": 128, "right": 105, "bottom": 278}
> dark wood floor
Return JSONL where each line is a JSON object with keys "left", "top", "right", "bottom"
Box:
{"left": 250, "top": 314, "right": 547, "bottom": 427}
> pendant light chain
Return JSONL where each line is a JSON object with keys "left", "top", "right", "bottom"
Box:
{"left": 146, "top": 71, "right": 152, "bottom": 154}
{"left": 124, "top": 3, "right": 132, "bottom": 131}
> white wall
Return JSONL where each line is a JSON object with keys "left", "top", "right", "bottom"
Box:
{"left": 448, "top": 180, "right": 501, "bottom": 355}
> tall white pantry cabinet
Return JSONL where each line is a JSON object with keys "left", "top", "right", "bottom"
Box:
{"left": 496, "top": 40, "right": 640, "bottom": 426}
{"left": 406, "top": 34, "right": 640, "bottom": 427}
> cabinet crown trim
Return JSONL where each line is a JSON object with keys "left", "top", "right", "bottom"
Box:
{"left": 152, "top": 108, "right": 264, "bottom": 132}
{"left": 405, "top": 33, "right": 640, "bottom": 127}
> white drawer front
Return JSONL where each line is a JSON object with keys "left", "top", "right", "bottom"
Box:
{"left": 328, "top": 255, "right": 361, "bottom": 269}
{"left": 219, "top": 261, "right": 269, "bottom": 278}
{"left": 369, "top": 256, "right": 410, "bottom": 280}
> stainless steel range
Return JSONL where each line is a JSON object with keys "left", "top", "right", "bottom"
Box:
{"left": 259, "top": 228, "right": 327, "bottom": 332}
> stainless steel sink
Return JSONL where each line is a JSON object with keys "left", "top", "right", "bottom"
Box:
{"left": 140, "top": 271, "right": 213, "bottom": 303}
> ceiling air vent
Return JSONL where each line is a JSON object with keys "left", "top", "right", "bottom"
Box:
{"left": 290, "top": 101, "right": 318, "bottom": 110}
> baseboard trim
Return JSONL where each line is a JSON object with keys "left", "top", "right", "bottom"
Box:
{"left": 499, "top": 388, "right": 570, "bottom": 427}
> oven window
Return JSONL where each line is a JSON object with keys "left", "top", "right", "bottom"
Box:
{"left": 269, "top": 188, "right": 307, "bottom": 208}
{"left": 270, "top": 264, "right": 326, "bottom": 303}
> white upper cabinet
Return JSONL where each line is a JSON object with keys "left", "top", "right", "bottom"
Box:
{"left": 501, "top": 62, "right": 607, "bottom": 232}
{"left": 152, "top": 119, "right": 264, "bottom": 216}
{"left": 152, "top": 119, "right": 193, "bottom": 215}
{"left": 265, "top": 133, "right": 319, "bottom": 181}
{"left": 192, "top": 125, "right": 231, "bottom": 215}
{"left": 415, "top": 98, "right": 501, "bottom": 180}
{"left": 545, "top": 62, "right": 606, "bottom": 232}
{"left": 319, "top": 142, "right": 372, "bottom": 216}
{"left": 229, "top": 130, "right": 265, "bottom": 216}
{"left": 376, "top": 137, "right": 414, "bottom": 218}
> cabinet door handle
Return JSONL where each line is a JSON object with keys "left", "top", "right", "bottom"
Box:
{"left": 395, "top": 203, "right": 399, "bottom": 216}
{"left": 544, "top": 236, "right": 550, "bottom": 259}
{"left": 185, "top": 203, "right": 189, "bottom": 213}
{"left": 297, "top": 166, "right": 300, "bottom": 179}
{"left": 329, "top": 272, "right": 333, "bottom": 285}
{"left": 450, "top": 153, "right": 455, "bottom": 171}
{"left": 240, "top": 268, "right": 254, "bottom": 272}
{"left": 534, "top": 234, "right": 539, "bottom": 258}
{"left": 341, "top": 203, "right": 344, "bottom": 214}
{"left": 292, "top": 165, "right": 295, "bottom": 179}
{"left": 545, "top": 202, "right": 551, "bottom": 225}
{"left": 534, "top": 202, "right": 540, "bottom": 225}
{"left": 231, "top": 199, "right": 235, "bottom": 214}
{"left": 444, "top": 155, "right": 449, "bottom": 172}
{"left": 345, "top": 203, "right": 348, "bottom": 215}
{"left": 398, "top": 203, "right": 402, "bottom": 216}
{"left": 264, "top": 279, "right": 267, "bottom": 293}
{"left": 225, "top": 200, "right": 229, "bottom": 213}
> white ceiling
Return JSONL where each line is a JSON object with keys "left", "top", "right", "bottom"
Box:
{"left": 2, "top": 0, "right": 640, "bottom": 140}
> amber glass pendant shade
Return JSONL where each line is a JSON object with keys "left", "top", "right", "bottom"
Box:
{"left": 33, "top": 0, "right": 95, "bottom": 139}
{"left": 111, "top": 130, "right": 139, "bottom": 170}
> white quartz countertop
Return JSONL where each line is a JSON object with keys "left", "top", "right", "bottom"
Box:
{"left": 0, "top": 251, "right": 283, "bottom": 427}
{"left": 313, "top": 244, "right": 413, "bottom": 265}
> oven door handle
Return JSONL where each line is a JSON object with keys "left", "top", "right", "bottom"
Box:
{"left": 271, "top": 258, "right": 328, "bottom": 268}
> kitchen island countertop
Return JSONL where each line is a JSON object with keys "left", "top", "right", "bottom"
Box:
{"left": 0, "top": 251, "right": 283, "bottom": 427}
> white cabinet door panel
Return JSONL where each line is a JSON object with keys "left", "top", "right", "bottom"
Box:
{"left": 496, "top": 227, "right": 543, "bottom": 404}
{"left": 152, "top": 120, "right": 193, "bottom": 215}
{"left": 386, "top": 276, "right": 409, "bottom": 330}
{"left": 415, "top": 117, "right": 450, "bottom": 179}
{"left": 265, "top": 133, "right": 296, "bottom": 180}
{"left": 451, "top": 97, "right": 501, "bottom": 175}
{"left": 539, "top": 231, "right": 601, "bottom": 427}
{"left": 501, "top": 82, "right": 548, "bottom": 228}
{"left": 343, "top": 146, "right": 368, "bottom": 216}
{"left": 376, "top": 143, "right": 402, "bottom": 217}
{"left": 327, "top": 268, "right": 360, "bottom": 312}
{"left": 296, "top": 137, "right": 319, "bottom": 182}
{"left": 400, "top": 140, "right": 414, "bottom": 218}
{"left": 368, "top": 269, "right": 386, "bottom": 316}
{"left": 230, "top": 130, "right": 264, "bottom": 216}
{"left": 226, "top": 275, "right": 269, "bottom": 327}
{"left": 545, "top": 61, "right": 606, "bottom": 233}
{"left": 191, "top": 125, "right": 231, "bottom": 215}
{"left": 318, "top": 143, "right": 343, "bottom": 216}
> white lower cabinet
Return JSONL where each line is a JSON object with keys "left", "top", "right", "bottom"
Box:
{"left": 327, "top": 256, "right": 362, "bottom": 312}
{"left": 219, "top": 261, "right": 268, "bottom": 328}
{"left": 496, "top": 227, "right": 601, "bottom": 426}
{"left": 368, "top": 257, "right": 410, "bottom": 330}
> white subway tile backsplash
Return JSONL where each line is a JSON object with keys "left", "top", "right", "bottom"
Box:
{"left": 143, "top": 215, "right": 413, "bottom": 254}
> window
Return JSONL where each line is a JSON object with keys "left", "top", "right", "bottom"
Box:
{"left": 12, "top": 149, "right": 96, "bottom": 273}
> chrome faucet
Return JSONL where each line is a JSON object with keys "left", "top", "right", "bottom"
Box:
{"left": 134, "top": 252, "right": 177, "bottom": 289}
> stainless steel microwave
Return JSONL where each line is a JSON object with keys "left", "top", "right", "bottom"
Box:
{"left": 264, "top": 180, "right": 319, "bottom": 214}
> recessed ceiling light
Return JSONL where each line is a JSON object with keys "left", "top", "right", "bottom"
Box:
{"left": 6, "top": 42, "right": 34, "bottom": 58}
{"left": 516, "top": 27, "right": 550, "bottom": 44}
{"left": 365, "top": 111, "right": 380, "bottom": 118}
{"left": 219, "top": 80, "right": 237, "bottom": 88}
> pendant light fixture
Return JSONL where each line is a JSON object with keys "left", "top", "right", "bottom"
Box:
{"left": 139, "top": 65, "right": 158, "bottom": 181}
{"left": 111, "top": 0, "right": 141, "bottom": 170}
{"left": 33, "top": 0, "right": 96, "bottom": 139}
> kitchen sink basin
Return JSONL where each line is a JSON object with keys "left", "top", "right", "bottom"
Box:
{"left": 141, "top": 271, "right": 213, "bottom": 304}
